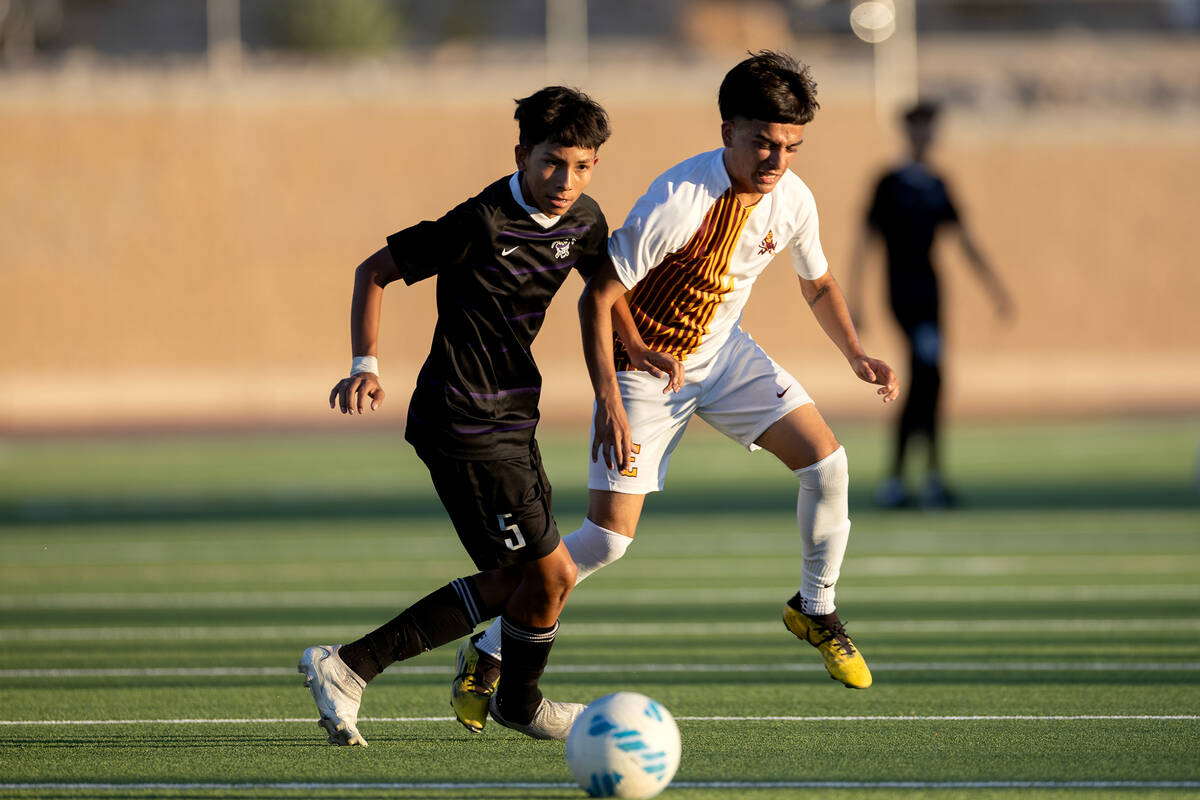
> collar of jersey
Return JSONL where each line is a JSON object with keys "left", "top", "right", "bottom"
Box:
{"left": 898, "top": 160, "right": 937, "bottom": 186}
{"left": 509, "top": 172, "right": 561, "bottom": 230}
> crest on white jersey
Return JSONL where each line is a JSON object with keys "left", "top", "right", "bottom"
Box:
{"left": 758, "top": 229, "right": 777, "bottom": 256}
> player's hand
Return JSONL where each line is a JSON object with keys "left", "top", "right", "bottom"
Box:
{"left": 592, "top": 393, "right": 634, "bottom": 472}
{"left": 329, "top": 373, "right": 386, "bottom": 415}
{"left": 626, "top": 348, "right": 684, "bottom": 394}
{"left": 851, "top": 355, "right": 899, "bottom": 403}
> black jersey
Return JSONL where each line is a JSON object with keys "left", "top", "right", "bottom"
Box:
{"left": 866, "top": 162, "right": 959, "bottom": 317}
{"left": 387, "top": 175, "right": 608, "bottom": 460}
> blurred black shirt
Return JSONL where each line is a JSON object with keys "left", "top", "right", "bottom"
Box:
{"left": 866, "top": 162, "right": 960, "bottom": 323}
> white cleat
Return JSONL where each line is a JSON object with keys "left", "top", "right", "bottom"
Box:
{"left": 488, "top": 694, "right": 585, "bottom": 741}
{"left": 298, "top": 644, "right": 368, "bottom": 747}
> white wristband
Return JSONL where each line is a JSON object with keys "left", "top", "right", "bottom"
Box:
{"left": 351, "top": 355, "right": 379, "bottom": 377}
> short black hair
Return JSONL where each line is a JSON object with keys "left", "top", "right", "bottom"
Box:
{"left": 718, "top": 50, "right": 819, "bottom": 125}
{"left": 903, "top": 100, "right": 941, "bottom": 124}
{"left": 513, "top": 86, "right": 611, "bottom": 152}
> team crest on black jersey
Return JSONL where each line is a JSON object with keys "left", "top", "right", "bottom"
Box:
{"left": 553, "top": 238, "right": 575, "bottom": 260}
{"left": 758, "top": 230, "right": 777, "bottom": 256}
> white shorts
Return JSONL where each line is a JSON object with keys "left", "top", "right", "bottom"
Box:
{"left": 588, "top": 328, "right": 813, "bottom": 494}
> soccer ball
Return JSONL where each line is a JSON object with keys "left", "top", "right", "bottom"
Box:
{"left": 565, "top": 692, "right": 681, "bottom": 799}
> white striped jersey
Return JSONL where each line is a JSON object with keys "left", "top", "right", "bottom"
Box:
{"left": 609, "top": 147, "right": 828, "bottom": 370}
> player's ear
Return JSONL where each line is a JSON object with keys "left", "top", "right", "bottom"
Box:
{"left": 720, "top": 120, "right": 735, "bottom": 148}
{"left": 515, "top": 144, "right": 529, "bottom": 172}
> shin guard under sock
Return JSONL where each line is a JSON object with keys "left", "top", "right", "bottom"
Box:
{"left": 494, "top": 617, "right": 558, "bottom": 724}
{"left": 339, "top": 577, "right": 499, "bottom": 683}
{"left": 793, "top": 446, "right": 851, "bottom": 616}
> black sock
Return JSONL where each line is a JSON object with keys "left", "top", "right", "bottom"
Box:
{"left": 786, "top": 591, "right": 840, "bottom": 624}
{"left": 339, "top": 576, "right": 499, "bottom": 683}
{"left": 786, "top": 590, "right": 806, "bottom": 615}
{"left": 495, "top": 617, "right": 558, "bottom": 724}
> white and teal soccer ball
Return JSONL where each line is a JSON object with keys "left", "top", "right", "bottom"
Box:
{"left": 565, "top": 691, "right": 681, "bottom": 799}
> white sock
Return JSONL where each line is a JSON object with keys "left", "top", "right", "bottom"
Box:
{"left": 472, "top": 518, "right": 633, "bottom": 661}
{"left": 793, "top": 445, "right": 851, "bottom": 616}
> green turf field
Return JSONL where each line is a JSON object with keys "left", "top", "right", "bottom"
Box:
{"left": 1, "top": 418, "right": 1198, "bottom": 799}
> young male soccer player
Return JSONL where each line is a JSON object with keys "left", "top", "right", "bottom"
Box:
{"left": 847, "top": 101, "right": 1011, "bottom": 509}
{"left": 452, "top": 52, "right": 900, "bottom": 732}
{"left": 299, "top": 86, "right": 677, "bottom": 746}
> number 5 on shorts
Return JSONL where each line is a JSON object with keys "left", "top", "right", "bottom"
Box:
{"left": 496, "top": 513, "right": 526, "bottom": 551}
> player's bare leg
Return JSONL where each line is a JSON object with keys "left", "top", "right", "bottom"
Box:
{"left": 476, "top": 538, "right": 576, "bottom": 628}
{"left": 755, "top": 404, "right": 872, "bottom": 689}
{"left": 455, "top": 495, "right": 641, "bottom": 732}
{"left": 481, "top": 540, "right": 588, "bottom": 740}
{"left": 487, "top": 490, "right": 643, "bottom": 736}
{"left": 754, "top": 403, "right": 840, "bottom": 470}
{"left": 584, "top": 490, "right": 646, "bottom": 539}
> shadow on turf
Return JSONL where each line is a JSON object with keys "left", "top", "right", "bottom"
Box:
{"left": 536, "top": 672, "right": 1200, "bottom": 690}
{"left": 11, "top": 797, "right": 578, "bottom": 800}
{"left": 0, "top": 732, "right": 471, "bottom": 748}
{"left": 1, "top": 734, "right": 314, "bottom": 748}
{"left": 4, "top": 481, "right": 1195, "bottom": 527}
{"left": 0, "top": 796, "right": 576, "bottom": 800}
{"left": 9, "top": 672, "right": 1195, "bottom": 692}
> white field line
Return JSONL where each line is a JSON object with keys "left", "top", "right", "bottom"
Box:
{"left": 2, "top": 715, "right": 1197, "bottom": 726}
{"left": 4, "top": 582, "right": 1200, "bottom": 609}
{"left": 6, "top": 554, "right": 1198, "bottom": 579}
{"left": 3, "top": 617, "right": 1199, "bottom": 641}
{"left": 3, "top": 661, "right": 1200, "bottom": 679}
{"left": 2, "top": 781, "right": 1197, "bottom": 791}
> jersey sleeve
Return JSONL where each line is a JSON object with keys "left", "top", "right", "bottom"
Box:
{"left": 385, "top": 199, "right": 480, "bottom": 285}
{"left": 938, "top": 177, "right": 961, "bottom": 224}
{"left": 607, "top": 176, "right": 698, "bottom": 290}
{"left": 574, "top": 210, "right": 609, "bottom": 280}
{"left": 787, "top": 183, "right": 829, "bottom": 281}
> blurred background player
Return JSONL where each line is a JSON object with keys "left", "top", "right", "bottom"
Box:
{"left": 454, "top": 53, "right": 899, "bottom": 727}
{"left": 299, "top": 86, "right": 653, "bottom": 746}
{"left": 848, "top": 101, "right": 1013, "bottom": 509}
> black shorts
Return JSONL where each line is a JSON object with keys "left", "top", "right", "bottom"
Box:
{"left": 416, "top": 440, "right": 561, "bottom": 571}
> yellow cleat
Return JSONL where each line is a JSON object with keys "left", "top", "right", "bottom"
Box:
{"left": 451, "top": 635, "right": 500, "bottom": 733}
{"left": 782, "top": 604, "right": 873, "bottom": 689}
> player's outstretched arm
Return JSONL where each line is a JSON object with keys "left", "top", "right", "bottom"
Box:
{"left": 329, "top": 246, "right": 402, "bottom": 415}
{"left": 952, "top": 221, "right": 1014, "bottom": 321}
{"left": 610, "top": 297, "right": 683, "bottom": 394}
{"left": 799, "top": 271, "right": 900, "bottom": 403}
{"left": 580, "top": 262, "right": 638, "bottom": 471}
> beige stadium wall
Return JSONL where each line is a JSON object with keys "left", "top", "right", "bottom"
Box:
{"left": 2, "top": 60, "right": 1198, "bottom": 432}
